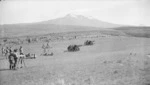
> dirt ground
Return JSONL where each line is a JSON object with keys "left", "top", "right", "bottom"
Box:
{"left": 0, "top": 36, "right": 150, "bottom": 85}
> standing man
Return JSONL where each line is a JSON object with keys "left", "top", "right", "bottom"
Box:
{"left": 13, "top": 49, "right": 18, "bottom": 69}
{"left": 8, "top": 52, "right": 15, "bottom": 70}
{"left": 18, "top": 46, "right": 24, "bottom": 68}
{"left": 7, "top": 47, "right": 13, "bottom": 59}
{"left": 19, "top": 46, "right": 23, "bottom": 55}
{"left": 42, "top": 44, "right": 46, "bottom": 55}
{"left": 1, "top": 47, "right": 4, "bottom": 56}
{"left": 5, "top": 47, "right": 9, "bottom": 59}
{"left": 9, "top": 47, "right": 12, "bottom": 54}
{"left": 46, "top": 42, "right": 50, "bottom": 53}
{"left": 8, "top": 49, "right": 18, "bottom": 70}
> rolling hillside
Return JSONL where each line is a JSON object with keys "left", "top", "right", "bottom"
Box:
{"left": 114, "top": 26, "right": 150, "bottom": 38}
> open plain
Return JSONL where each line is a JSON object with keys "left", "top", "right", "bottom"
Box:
{"left": 0, "top": 34, "right": 150, "bottom": 85}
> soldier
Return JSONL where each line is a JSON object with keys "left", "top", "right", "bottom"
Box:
{"left": 8, "top": 49, "right": 18, "bottom": 70}
{"left": 7, "top": 47, "right": 13, "bottom": 59}
{"left": 18, "top": 46, "right": 24, "bottom": 68}
{"left": 1, "top": 47, "right": 4, "bottom": 56}
{"left": 9, "top": 47, "right": 12, "bottom": 54}
{"left": 19, "top": 46, "right": 23, "bottom": 55}
{"left": 5, "top": 47, "right": 9, "bottom": 59}
{"left": 46, "top": 42, "right": 50, "bottom": 48}
{"left": 13, "top": 49, "right": 18, "bottom": 69}
{"left": 2, "top": 47, "right": 6, "bottom": 56}
{"left": 46, "top": 42, "right": 50, "bottom": 53}
{"left": 42, "top": 44, "right": 46, "bottom": 55}
{"left": 8, "top": 53, "right": 15, "bottom": 70}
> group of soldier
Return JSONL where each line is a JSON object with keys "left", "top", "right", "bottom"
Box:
{"left": 1, "top": 46, "right": 24, "bottom": 70}
{"left": 1, "top": 46, "right": 12, "bottom": 58}
{"left": 0, "top": 42, "right": 51, "bottom": 70}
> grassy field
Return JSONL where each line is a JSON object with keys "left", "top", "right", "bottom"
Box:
{"left": 0, "top": 35, "right": 150, "bottom": 85}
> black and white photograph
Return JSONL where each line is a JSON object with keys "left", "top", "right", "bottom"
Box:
{"left": 0, "top": 0, "right": 150, "bottom": 85}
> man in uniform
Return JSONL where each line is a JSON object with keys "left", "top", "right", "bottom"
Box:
{"left": 19, "top": 46, "right": 23, "bottom": 55}
{"left": 8, "top": 49, "right": 18, "bottom": 70}
{"left": 1, "top": 47, "right": 4, "bottom": 56}
{"left": 18, "top": 46, "right": 24, "bottom": 68}
{"left": 42, "top": 44, "right": 46, "bottom": 55}
{"left": 5, "top": 47, "right": 9, "bottom": 59}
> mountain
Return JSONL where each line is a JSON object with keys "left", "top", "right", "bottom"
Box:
{"left": 40, "top": 14, "right": 121, "bottom": 28}
{"left": 1, "top": 14, "right": 150, "bottom": 39}
{"left": 0, "top": 14, "right": 122, "bottom": 38}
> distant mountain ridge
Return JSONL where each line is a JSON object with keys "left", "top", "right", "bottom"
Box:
{"left": 40, "top": 14, "right": 121, "bottom": 28}
{"left": 0, "top": 14, "right": 123, "bottom": 38}
{"left": 3, "top": 14, "right": 150, "bottom": 38}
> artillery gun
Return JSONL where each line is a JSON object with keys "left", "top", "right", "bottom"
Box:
{"left": 84, "top": 40, "right": 95, "bottom": 46}
{"left": 67, "top": 45, "right": 82, "bottom": 52}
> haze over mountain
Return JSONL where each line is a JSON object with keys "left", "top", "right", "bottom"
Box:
{"left": 2, "top": 13, "right": 150, "bottom": 38}
{"left": 0, "top": 14, "right": 150, "bottom": 39}
{"left": 0, "top": 14, "right": 122, "bottom": 38}
{"left": 40, "top": 14, "right": 121, "bottom": 28}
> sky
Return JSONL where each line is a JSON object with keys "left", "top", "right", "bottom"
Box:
{"left": 0, "top": 0, "right": 150, "bottom": 26}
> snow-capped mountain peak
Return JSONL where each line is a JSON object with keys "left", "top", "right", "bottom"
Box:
{"left": 65, "top": 14, "right": 78, "bottom": 18}
{"left": 41, "top": 13, "right": 121, "bottom": 28}
{"left": 64, "top": 13, "right": 95, "bottom": 20}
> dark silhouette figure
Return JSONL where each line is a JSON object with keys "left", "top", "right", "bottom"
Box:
{"left": 8, "top": 49, "right": 18, "bottom": 70}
